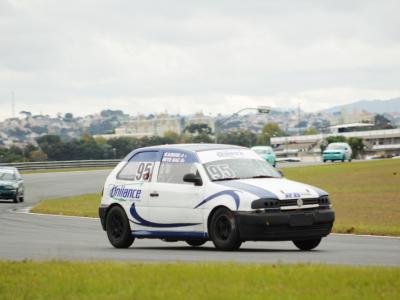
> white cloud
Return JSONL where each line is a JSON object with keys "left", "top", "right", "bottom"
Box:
{"left": 0, "top": 0, "right": 399, "bottom": 120}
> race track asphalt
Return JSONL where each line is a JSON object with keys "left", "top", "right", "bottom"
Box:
{"left": 0, "top": 169, "right": 399, "bottom": 266}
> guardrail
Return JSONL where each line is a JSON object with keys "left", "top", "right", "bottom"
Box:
{"left": 0, "top": 159, "right": 120, "bottom": 171}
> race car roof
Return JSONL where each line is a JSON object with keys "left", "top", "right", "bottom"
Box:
{"left": 134, "top": 144, "right": 246, "bottom": 153}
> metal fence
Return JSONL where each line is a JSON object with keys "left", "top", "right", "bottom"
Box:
{"left": 0, "top": 159, "right": 120, "bottom": 171}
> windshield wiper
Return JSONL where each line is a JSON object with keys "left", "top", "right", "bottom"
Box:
{"left": 249, "top": 175, "right": 274, "bottom": 179}
{"left": 212, "top": 177, "right": 240, "bottom": 182}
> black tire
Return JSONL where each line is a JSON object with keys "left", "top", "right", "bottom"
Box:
{"left": 209, "top": 207, "right": 242, "bottom": 251}
{"left": 18, "top": 190, "right": 24, "bottom": 202}
{"left": 293, "top": 238, "right": 321, "bottom": 251}
{"left": 106, "top": 206, "right": 134, "bottom": 248}
{"left": 186, "top": 239, "right": 207, "bottom": 247}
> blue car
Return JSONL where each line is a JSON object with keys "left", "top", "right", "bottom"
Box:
{"left": 323, "top": 143, "right": 352, "bottom": 162}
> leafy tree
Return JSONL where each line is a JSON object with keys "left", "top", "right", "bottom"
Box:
{"left": 163, "top": 131, "right": 181, "bottom": 144}
{"left": 188, "top": 133, "right": 214, "bottom": 143}
{"left": 348, "top": 137, "right": 364, "bottom": 158}
{"left": 30, "top": 150, "right": 48, "bottom": 161}
{"left": 256, "top": 123, "right": 286, "bottom": 146}
{"left": 326, "top": 136, "right": 347, "bottom": 144}
{"left": 184, "top": 123, "right": 212, "bottom": 134}
{"left": 304, "top": 128, "right": 318, "bottom": 135}
{"left": 217, "top": 130, "right": 257, "bottom": 147}
{"left": 64, "top": 113, "right": 74, "bottom": 121}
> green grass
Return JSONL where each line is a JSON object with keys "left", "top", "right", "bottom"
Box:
{"left": 282, "top": 159, "right": 400, "bottom": 236}
{"left": 31, "top": 160, "right": 400, "bottom": 236}
{"left": 21, "top": 167, "right": 113, "bottom": 174}
{"left": 31, "top": 193, "right": 100, "bottom": 217}
{"left": 0, "top": 261, "right": 399, "bottom": 300}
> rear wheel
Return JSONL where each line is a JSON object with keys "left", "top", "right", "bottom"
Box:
{"left": 186, "top": 239, "right": 207, "bottom": 247}
{"left": 209, "top": 207, "right": 242, "bottom": 251}
{"left": 293, "top": 238, "right": 321, "bottom": 251}
{"left": 106, "top": 206, "right": 134, "bottom": 248}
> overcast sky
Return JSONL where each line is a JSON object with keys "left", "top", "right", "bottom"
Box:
{"left": 1, "top": 0, "right": 399, "bottom": 120}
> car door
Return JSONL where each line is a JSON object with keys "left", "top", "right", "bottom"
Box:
{"left": 112, "top": 151, "right": 159, "bottom": 227}
{"left": 147, "top": 150, "right": 205, "bottom": 234}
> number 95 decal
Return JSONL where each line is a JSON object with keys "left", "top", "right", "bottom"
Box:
{"left": 135, "top": 162, "right": 154, "bottom": 181}
{"left": 206, "top": 164, "right": 236, "bottom": 180}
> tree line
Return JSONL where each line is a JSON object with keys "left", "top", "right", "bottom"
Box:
{"left": 0, "top": 122, "right": 364, "bottom": 163}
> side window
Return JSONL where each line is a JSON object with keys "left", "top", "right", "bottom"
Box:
{"left": 157, "top": 152, "right": 199, "bottom": 184}
{"left": 117, "top": 151, "right": 158, "bottom": 181}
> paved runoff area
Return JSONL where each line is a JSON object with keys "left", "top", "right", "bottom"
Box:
{"left": 0, "top": 169, "right": 399, "bottom": 266}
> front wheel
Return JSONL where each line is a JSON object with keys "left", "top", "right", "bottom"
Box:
{"left": 106, "top": 206, "right": 134, "bottom": 248}
{"left": 186, "top": 239, "right": 207, "bottom": 247}
{"left": 13, "top": 190, "right": 19, "bottom": 203}
{"left": 209, "top": 207, "right": 242, "bottom": 251}
{"left": 293, "top": 238, "right": 321, "bottom": 251}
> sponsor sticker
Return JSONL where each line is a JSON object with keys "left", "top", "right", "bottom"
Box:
{"left": 162, "top": 152, "right": 188, "bottom": 163}
{"left": 110, "top": 185, "right": 142, "bottom": 201}
{"left": 284, "top": 192, "right": 301, "bottom": 199}
{"left": 216, "top": 150, "right": 245, "bottom": 158}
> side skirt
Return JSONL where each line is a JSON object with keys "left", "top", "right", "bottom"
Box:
{"left": 132, "top": 230, "right": 208, "bottom": 240}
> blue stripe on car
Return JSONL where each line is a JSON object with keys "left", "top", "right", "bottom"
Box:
{"left": 130, "top": 203, "right": 200, "bottom": 228}
{"left": 216, "top": 181, "right": 279, "bottom": 199}
{"left": 194, "top": 190, "right": 240, "bottom": 210}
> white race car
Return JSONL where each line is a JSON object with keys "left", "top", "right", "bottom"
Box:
{"left": 99, "top": 144, "right": 334, "bottom": 251}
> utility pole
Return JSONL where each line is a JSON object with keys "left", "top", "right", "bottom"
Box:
{"left": 297, "top": 103, "right": 301, "bottom": 135}
{"left": 11, "top": 91, "right": 15, "bottom": 118}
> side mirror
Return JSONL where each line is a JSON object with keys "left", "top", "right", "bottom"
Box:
{"left": 278, "top": 170, "right": 284, "bottom": 177}
{"left": 183, "top": 173, "right": 203, "bottom": 186}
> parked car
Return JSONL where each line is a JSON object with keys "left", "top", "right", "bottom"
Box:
{"left": 251, "top": 146, "right": 276, "bottom": 167}
{"left": 322, "top": 142, "right": 352, "bottom": 162}
{"left": 0, "top": 167, "right": 24, "bottom": 203}
{"left": 99, "top": 144, "right": 334, "bottom": 251}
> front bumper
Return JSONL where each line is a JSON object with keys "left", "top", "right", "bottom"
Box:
{"left": 0, "top": 189, "right": 17, "bottom": 200}
{"left": 323, "top": 153, "right": 344, "bottom": 161}
{"left": 235, "top": 208, "right": 335, "bottom": 241}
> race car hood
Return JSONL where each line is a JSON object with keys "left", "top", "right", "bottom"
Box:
{"left": 0, "top": 180, "right": 16, "bottom": 187}
{"left": 215, "top": 178, "right": 327, "bottom": 200}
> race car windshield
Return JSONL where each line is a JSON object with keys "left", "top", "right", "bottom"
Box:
{"left": 327, "top": 145, "right": 346, "bottom": 150}
{"left": 204, "top": 158, "right": 281, "bottom": 181}
{"left": 0, "top": 171, "right": 16, "bottom": 181}
{"left": 254, "top": 149, "right": 271, "bottom": 155}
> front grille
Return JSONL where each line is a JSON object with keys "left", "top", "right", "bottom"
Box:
{"left": 279, "top": 198, "right": 318, "bottom": 207}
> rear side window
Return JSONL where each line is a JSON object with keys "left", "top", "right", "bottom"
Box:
{"left": 117, "top": 151, "right": 158, "bottom": 181}
{"left": 157, "top": 151, "right": 199, "bottom": 184}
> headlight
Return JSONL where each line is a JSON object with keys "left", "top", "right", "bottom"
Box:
{"left": 318, "top": 196, "right": 330, "bottom": 205}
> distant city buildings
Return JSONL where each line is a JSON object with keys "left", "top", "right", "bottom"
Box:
{"left": 96, "top": 113, "right": 216, "bottom": 139}
{"left": 271, "top": 124, "right": 400, "bottom": 158}
{"left": 0, "top": 107, "right": 399, "bottom": 159}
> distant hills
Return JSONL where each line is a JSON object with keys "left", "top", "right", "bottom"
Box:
{"left": 320, "top": 97, "right": 400, "bottom": 114}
